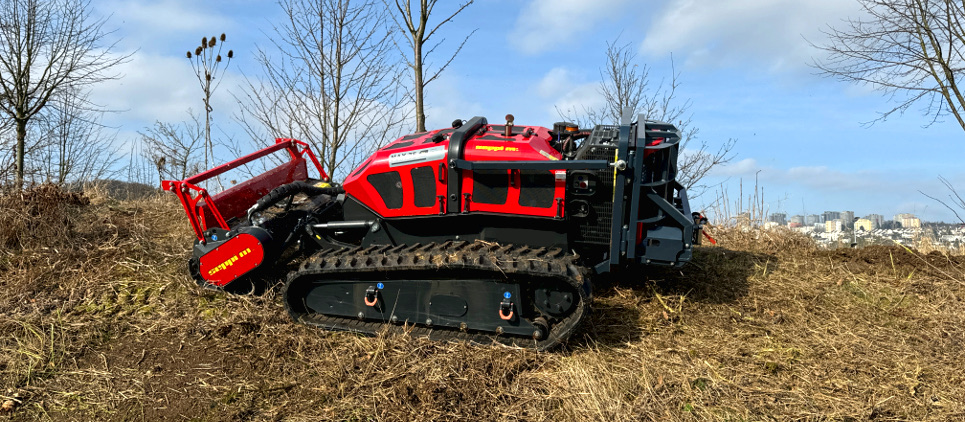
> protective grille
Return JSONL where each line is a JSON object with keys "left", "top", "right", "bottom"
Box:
{"left": 571, "top": 126, "right": 619, "bottom": 246}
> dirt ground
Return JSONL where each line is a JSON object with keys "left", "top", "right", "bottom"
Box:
{"left": 1, "top": 187, "right": 963, "bottom": 421}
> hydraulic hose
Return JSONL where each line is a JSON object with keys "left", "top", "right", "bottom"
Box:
{"left": 247, "top": 181, "right": 344, "bottom": 224}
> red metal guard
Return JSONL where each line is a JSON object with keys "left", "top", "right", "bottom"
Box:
{"left": 162, "top": 138, "right": 327, "bottom": 242}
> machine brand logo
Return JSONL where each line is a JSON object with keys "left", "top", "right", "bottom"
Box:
{"left": 208, "top": 248, "right": 253, "bottom": 276}
{"left": 475, "top": 145, "right": 519, "bottom": 152}
{"left": 388, "top": 145, "right": 446, "bottom": 167}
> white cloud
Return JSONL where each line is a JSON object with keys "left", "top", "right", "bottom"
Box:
{"left": 709, "top": 157, "right": 758, "bottom": 177}
{"left": 509, "top": 0, "right": 634, "bottom": 55}
{"left": 784, "top": 166, "right": 885, "bottom": 191}
{"left": 534, "top": 67, "right": 605, "bottom": 121}
{"left": 91, "top": 51, "right": 244, "bottom": 130}
{"left": 97, "top": 0, "right": 234, "bottom": 47}
{"left": 641, "top": 0, "right": 863, "bottom": 71}
{"left": 712, "top": 161, "right": 888, "bottom": 192}
{"left": 423, "top": 74, "right": 487, "bottom": 131}
{"left": 537, "top": 67, "right": 573, "bottom": 98}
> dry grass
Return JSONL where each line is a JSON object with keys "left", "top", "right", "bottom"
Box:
{"left": 0, "top": 188, "right": 963, "bottom": 421}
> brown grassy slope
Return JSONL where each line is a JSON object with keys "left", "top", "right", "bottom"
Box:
{"left": 0, "top": 186, "right": 963, "bottom": 421}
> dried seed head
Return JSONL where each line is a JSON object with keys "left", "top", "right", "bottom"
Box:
{"left": 195, "top": 46, "right": 202, "bottom": 56}
{"left": 227, "top": 50, "right": 233, "bottom": 59}
{"left": 205, "top": 72, "right": 211, "bottom": 81}
{"left": 202, "top": 37, "right": 207, "bottom": 48}
{"left": 220, "top": 33, "right": 226, "bottom": 42}
{"left": 216, "top": 55, "right": 221, "bottom": 62}
{"left": 208, "top": 37, "right": 216, "bottom": 48}
{"left": 186, "top": 51, "right": 192, "bottom": 58}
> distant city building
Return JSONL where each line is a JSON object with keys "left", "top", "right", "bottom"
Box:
{"left": 895, "top": 213, "right": 922, "bottom": 229}
{"left": 768, "top": 213, "right": 787, "bottom": 226}
{"left": 826, "top": 220, "right": 843, "bottom": 232}
{"left": 841, "top": 211, "right": 855, "bottom": 229}
{"left": 902, "top": 217, "right": 922, "bottom": 228}
{"left": 855, "top": 218, "right": 873, "bottom": 231}
{"left": 790, "top": 215, "right": 805, "bottom": 226}
{"left": 823, "top": 211, "right": 841, "bottom": 222}
{"left": 866, "top": 214, "right": 884, "bottom": 229}
{"left": 805, "top": 214, "right": 822, "bottom": 225}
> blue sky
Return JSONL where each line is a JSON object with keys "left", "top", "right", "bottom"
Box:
{"left": 89, "top": 0, "right": 964, "bottom": 223}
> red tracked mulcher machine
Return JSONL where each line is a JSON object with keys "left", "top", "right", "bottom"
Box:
{"left": 164, "top": 114, "right": 706, "bottom": 350}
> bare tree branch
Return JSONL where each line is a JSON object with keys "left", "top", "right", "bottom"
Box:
{"left": 385, "top": 0, "right": 474, "bottom": 132}
{"left": 812, "top": 0, "right": 965, "bottom": 131}
{"left": 236, "top": 0, "right": 409, "bottom": 180}
{"left": 919, "top": 175, "right": 965, "bottom": 224}
{"left": 34, "top": 86, "right": 121, "bottom": 184}
{"left": 0, "top": 0, "right": 129, "bottom": 188}
{"left": 139, "top": 111, "right": 205, "bottom": 185}
{"left": 559, "top": 40, "right": 737, "bottom": 198}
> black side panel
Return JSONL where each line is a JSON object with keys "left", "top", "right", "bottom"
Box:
{"left": 367, "top": 171, "right": 403, "bottom": 209}
{"left": 472, "top": 170, "right": 509, "bottom": 205}
{"left": 340, "top": 196, "right": 567, "bottom": 249}
{"left": 410, "top": 166, "right": 436, "bottom": 208}
{"left": 518, "top": 170, "right": 555, "bottom": 208}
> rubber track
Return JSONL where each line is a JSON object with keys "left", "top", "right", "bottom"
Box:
{"left": 282, "top": 241, "right": 590, "bottom": 351}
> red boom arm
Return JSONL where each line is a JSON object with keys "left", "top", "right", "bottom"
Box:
{"left": 162, "top": 138, "right": 327, "bottom": 242}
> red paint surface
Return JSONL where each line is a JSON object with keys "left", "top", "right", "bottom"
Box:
{"left": 342, "top": 124, "right": 566, "bottom": 218}
{"left": 163, "top": 139, "right": 324, "bottom": 241}
{"left": 198, "top": 233, "right": 265, "bottom": 287}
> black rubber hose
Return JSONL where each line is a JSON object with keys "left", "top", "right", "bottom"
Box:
{"left": 248, "top": 181, "right": 344, "bottom": 221}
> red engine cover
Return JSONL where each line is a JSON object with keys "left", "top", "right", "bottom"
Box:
{"left": 342, "top": 123, "right": 565, "bottom": 218}
{"left": 198, "top": 233, "right": 266, "bottom": 286}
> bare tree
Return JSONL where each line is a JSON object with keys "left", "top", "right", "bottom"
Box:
{"left": 0, "top": 118, "right": 15, "bottom": 181}
{"left": 0, "top": 0, "right": 127, "bottom": 188}
{"left": 237, "top": 0, "right": 408, "bottom": 180}
{"left": 139, "top": 111, "right": 205, "bottom": 185}
{"left": 559, "top": 40, "right": 736, "bottom": 198}
{"left": 0, "top": 111, "right": 59, "bottom": 185}
{"left": 35, "top": 87, "right": 120, "bottom": 184}
{"left": 813, "top": 0, "right": 965, "bottom": 131}
{"left": 387, "top": 0, "right": 474, "bottom": 132}
{"left": 186, "top": 33, "right": 234, "bottom": 169}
